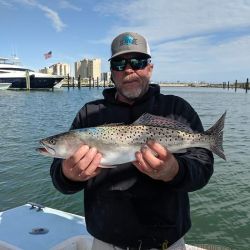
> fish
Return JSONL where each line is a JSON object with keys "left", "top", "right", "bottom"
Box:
{"left": 36, "top": 112, "right": 226, "bottom": 166}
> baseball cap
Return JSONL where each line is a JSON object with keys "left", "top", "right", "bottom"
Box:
{"left": 109, "top": 32, "right": 151, "bottom": 60}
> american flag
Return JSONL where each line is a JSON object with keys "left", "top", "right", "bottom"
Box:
{"left": 44, "top": 51, "right": 52, "bottom": 59}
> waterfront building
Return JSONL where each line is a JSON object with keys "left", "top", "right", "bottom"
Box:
{"left": 39, "top": 63, "right": 70, "bottom": 76}
{"left": 101, "top": 72, "right": 111, "bottom": 82}
{"left": 74, "top": 58, "right": 101, "bottom": 80}
{"left": 50, "top": 63, "right": 70, "bottom": 76}
{"left": 39, "top": 67, "right": 53, "bottom": 75}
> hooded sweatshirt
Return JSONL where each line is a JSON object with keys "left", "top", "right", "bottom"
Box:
{"left": 50, "top": 84, "right": 214, "bottom": 249}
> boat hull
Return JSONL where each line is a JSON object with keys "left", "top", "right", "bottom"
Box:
{"left": 0, "top": 76, "right": 64, "bottom": 89}
{"left": 0, "top": 82, "right": 11, "bottom": 90}
{"left": 0, "top": 61, "right": 64, "bottom": 89}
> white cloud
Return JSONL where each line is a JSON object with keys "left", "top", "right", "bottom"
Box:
{"left": 13, "top": 0, "right": 66, "bottom": 32}
{"left": 96, "top": 0, "right": 250, "bottom": 82}
{"left": 96, "top": 0, "right": 250, "bottom": 41}
{"left": 38, "top": 4, "right": 66, "bottom": 32}
{"left": 0, "top": 0, "right": 13, "bottom": 7}
{"left": 59, "top": 0, "right": 82, "bottom": 11}
{"left": 152, "top": 35, "right": 250, "bottom": 82}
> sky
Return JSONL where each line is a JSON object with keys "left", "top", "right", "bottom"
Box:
{"left": 1, "top": 0, "right": 250, "bottom": 83}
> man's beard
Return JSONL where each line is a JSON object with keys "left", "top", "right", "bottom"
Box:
{"left": 116, "top": 82, "right": 149, "bottom": 101}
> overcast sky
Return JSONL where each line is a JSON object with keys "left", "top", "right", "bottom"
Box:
{"left": 1, "top": 0, "right": 250, "bottom": 83}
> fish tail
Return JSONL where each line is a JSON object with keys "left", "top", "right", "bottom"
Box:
{"left": 205, "top": 111, "right": 226, "bottom": 160}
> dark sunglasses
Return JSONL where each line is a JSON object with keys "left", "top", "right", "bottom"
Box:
{"left": 110, "top": 57, "right": 151, "bottom": 71}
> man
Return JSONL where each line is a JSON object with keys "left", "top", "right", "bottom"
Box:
{"left": 50, "top": 32, "right": 214, "bottom": 250}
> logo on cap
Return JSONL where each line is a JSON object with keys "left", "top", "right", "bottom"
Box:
{"left": 120, "top": 35, "right": 137, "bottom": 46}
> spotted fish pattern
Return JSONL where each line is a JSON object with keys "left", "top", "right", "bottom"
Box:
{"left": 37, "top": 112, "right": 226, "bottom": 166}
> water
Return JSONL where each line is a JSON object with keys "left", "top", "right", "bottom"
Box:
{"left": 0, "top": 87, "right": 249, "bottom": 249}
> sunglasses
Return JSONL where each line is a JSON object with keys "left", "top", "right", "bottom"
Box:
{"left": 110, "top": 57, "right": 151, "bottom": 71}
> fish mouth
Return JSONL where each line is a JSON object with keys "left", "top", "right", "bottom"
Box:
{"left": 37, "top": 141, "right": 56, "bottom": 156}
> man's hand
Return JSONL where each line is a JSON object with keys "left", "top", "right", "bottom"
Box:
{"left": 133, "top": 140, "right": 179, "bottom": 182}
{"left": 62, "top": 145, "right": 102, "bottom": 182}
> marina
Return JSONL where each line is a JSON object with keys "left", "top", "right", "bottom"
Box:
{"left": 0, "top": 87, "right": 249, "bottom": 249}
{"left": 0, "top": 57, "right": 64, "bottom": 90}
{"left": 1, "top": 0, "right": 250, "bottom": 248}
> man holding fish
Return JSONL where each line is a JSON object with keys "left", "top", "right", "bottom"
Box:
{"left": 48, "top": 32, "right": 225, "bottom": 249}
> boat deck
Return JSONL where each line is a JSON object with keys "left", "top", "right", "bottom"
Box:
{"left": 0, "top": 203, "right": 93, "bottom": 250}
{"left": 0, "top": 203, "right": 205, "bottom": 250}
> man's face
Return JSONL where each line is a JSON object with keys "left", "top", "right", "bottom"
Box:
{"left": 110, "top": 53, "right": 153, "bottom": 104}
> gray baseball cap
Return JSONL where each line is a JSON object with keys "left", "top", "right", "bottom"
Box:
{"left": 109, "top": 32, "right": 151, "bottom": 60}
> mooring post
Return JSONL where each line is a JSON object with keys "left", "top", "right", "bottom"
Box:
{"left": 97, "top": 77, "right": 99, "bottom": 89}
{"left": 245, "top": 78, "right": 249, "bottom": 93}
{"left": 67, "top": 74, "right": 70, "bottom": 90}
{"left": 227, "top": 81, "right": 229, "bottom": 90}
{"left": 235, "top": 80, "right": 237, "bottom": 92}
{"left": 78, "top": 75, "right": 81, "bottom": 89}
{"left": 89, "top": 77, "right": 91, "bottom": 89}
{"left": 25, "top": 70, "right": 30, "bottom": 90}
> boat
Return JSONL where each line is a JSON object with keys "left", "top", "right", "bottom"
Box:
{"left": 0, "top": 202, "right": 206, "bottom": 250}
{"left": 0, "top": 202, "right": 93, "bottom": 250}
{"left": 0, "top": 57, "right": 64, "bottom": 90}
{"left": 0, "top": 82, "right": 11, "bottom": 90}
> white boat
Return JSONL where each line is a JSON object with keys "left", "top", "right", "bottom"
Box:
{"left": 0, "top": 57, "right": 64, "bottom": 90}
{"left": 0, "top": 82, "right": 11, "bottom": 90}
{"left": 0, "top": 202, "right": 93, "bottom": 250}
{"left": 0, "top": 202, "right": 205, "bottom": 250}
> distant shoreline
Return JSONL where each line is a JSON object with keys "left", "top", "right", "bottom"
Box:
{"left": 61, "top": 83, "right": 242, "bottom": 89}
{"left": 158, "top": 83, "right": 220, "bottom": 88}
{"left": 61, "top": 79, "right": 248, "bottom": 90}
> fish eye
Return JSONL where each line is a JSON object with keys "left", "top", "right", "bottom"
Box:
{"left": 49, "top": 139, "right": 56, "bottom": 145}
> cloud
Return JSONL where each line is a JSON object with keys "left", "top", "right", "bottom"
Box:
{"left": 38, "top": 4, "right": 66, "bottom": 32}
{"left": 59, "top": 0, "right": 82, "bottom": 11}
{"left": 95, "top": 0, "right": 250, "bottom": 81}
{"left": 151, "top": 34, "right": 250, "bottom": 82}
{"left": 13, "top": 0, "right": 66, "bottom": 32}
{"left": 0, "top": 0, "right": 13, "bottom": 7}
{"left": 96, "top": 0, "right": 250, "bottom": 41}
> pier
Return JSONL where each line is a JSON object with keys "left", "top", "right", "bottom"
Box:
{"left": 222, "top": 78, "right": 249, "bottom": 92}
{"left": 62, "top": 74, "right": 114, "bottom": 89}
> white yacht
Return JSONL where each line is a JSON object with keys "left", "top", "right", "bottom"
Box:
{"left": 0, "top": 57, "right": 64, "bottom": 90}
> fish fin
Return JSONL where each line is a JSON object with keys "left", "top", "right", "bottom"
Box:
{"left": 211, "top": 145, "right": 226, "bottom": 161}
{"left": 205, "top": 111, "right": 226, "bottom": 160}
{"left": 133, "top": 113, "right": 193, "bottom": 132}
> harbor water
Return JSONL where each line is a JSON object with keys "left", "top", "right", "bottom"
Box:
{"left": 0, "top": 87, "right": 249, "bottom": 249}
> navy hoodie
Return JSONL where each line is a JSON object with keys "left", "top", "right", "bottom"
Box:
{"left": 50, "top": 84, "right": 214, "bottom": 249}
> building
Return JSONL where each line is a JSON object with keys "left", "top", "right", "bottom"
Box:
{"left": 39, "top": 63, "right": 70, "bottom": 76}
{"left": 39, "top": 67, "right": 53, "bottom": 75}
{"left": 50, "top": 63, "right": 70, "bottom": 76}
{"left": 101, "top": 72, "right": 111, "bottom": 82}
{"left": 74, "top": 58, "right": 101, "bottom": 80}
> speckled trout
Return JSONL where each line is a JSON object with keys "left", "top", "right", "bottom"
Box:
{"left": 36, "top": 112, "right": 226, "bottom": 165}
